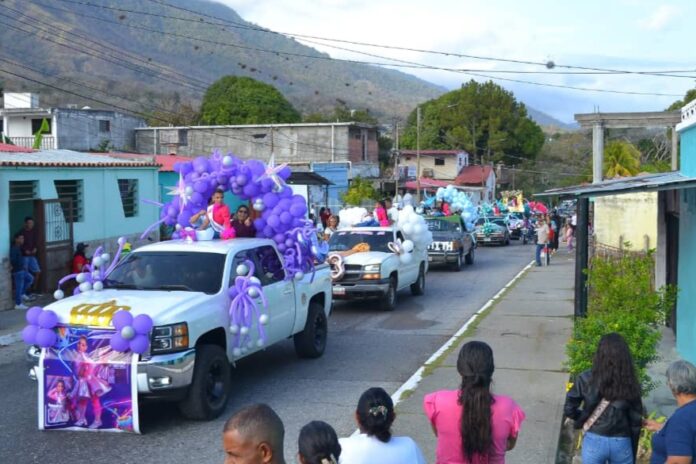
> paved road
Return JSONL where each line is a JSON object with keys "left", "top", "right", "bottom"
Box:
{"left": 0, "top": 241, "right": 534, "bottom": 464}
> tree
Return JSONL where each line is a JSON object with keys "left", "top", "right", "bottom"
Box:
{"left": 667, "top": 88, "right": 696, "bottom": 111}
{"left": 603, "top": 140, "right": 641, "bottom": 178}
{"left": 144, "top": 93, "right": 200, "bottom": 127}
{"left": 400, "top": 80, "right": 545, "bottom": 165}
{"left": 341, "top": 177, "right": 377, "bottom": 206}
{"left": 303, "top": 104, "right": 378, "bottom": 125}
{"left": 200, "top": 76, "right": 301, "bottom": 125}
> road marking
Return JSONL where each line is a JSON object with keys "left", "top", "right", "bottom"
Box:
{"left": 0, "top": 331, "right": 22, "bottom": 346}
{"left": 390, "top": 260, "right": 535, "bottom": 406}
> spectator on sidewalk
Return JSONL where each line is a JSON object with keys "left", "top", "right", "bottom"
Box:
{"left": 323, "top": 215, "right": 339, "bottom": 241}
{"left": 424, "top": 341, "right": 526, "bottom": 464}
{"left": 297, "top": 420, "right": 341, "bottom": 464}
{"left": 19, "top": 216, "right": 41, "bottom": 296}
{"left": 564, "top": 333, "right": 643, "bottom": 464}
{"left": 644, "top": 360, "right": 696, "bottom": 464}
{"left": 222, "top": 403, "right": 286, "bottom": 464}
{"left": 72, "top": 242, "right": 90, "bottom": 274}
{"left": 535, "top": 216, "right": 550, "bottom": 266}
{"left": 339, "top": 387, "right": 426, "bottom": 464}
{"left": 11, "top": 233, "right": 33, "bottom": 310}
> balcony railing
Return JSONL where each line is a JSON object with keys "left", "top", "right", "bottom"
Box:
{"left": 8, "top": 135, "right": 56, "bottom": 150}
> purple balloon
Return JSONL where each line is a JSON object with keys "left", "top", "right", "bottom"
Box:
{"left": 228, "top": 287, "right": 239, "bottom": 298}
{"left": 280, "top": 211, "right": 293, "bottom": 225}
{"left": 110, "top": 333, "right": 130, "bottom": 352}
{"left": 263, "top": 193, "right": 279, "bottom": 209}
{"left": 262, "top": 226, "right": 274, "bottom": 237}
{"left": 22, "top": 325, "right": 39, "bottom": 344}
{"left": 240, "top": 165, "right": 250, "bottom": 175}
{"left": 217, "top": 174, "right": 229, "bottom": 185}
{"left": 278, "top": 198, "right": 292, "bottom": 211}
{"left": 167, "top": 205, "right": 178, "bottom": 218}
{"left": 273, "top": 233, "right": 286, "bottom": 244}
{"left": 247, "top": 159, "right": 265, "bottom": 176}
{"left": 284, "top": 238, "right": 295, "bottom": 248}
{"left": 112, "top": 310, "right": 133, "bottom": 330}
{"left": 35, "top": 328, "right": 57, "bottom": 348}
{"left": 171, "top": 231, "right": 181, "bottom": 240}
{"left": 130, "top": 334, "right": 150, "bottom": 354}
{"left": 194, "top": 180, "right": 208, "bottom": 194}
{"left": 278, "top": 243, "right": 287, "bottom": 253}
{"left": 290, "top": 203, "right": 307, "bottom": 217}
{"left": 177, "top": 211, "right": 193, "bottom": 226}
{"left": 243, "top": 183, "right": 259, "bottom": 198}
{"left": 279, "top": 186, "right": 293, "bottom": 198}
{"left": 292, "top": 194, "right": 306, "bottom": 204}
{"left": 208, "top": 177, "right": 219, "bottom": 189}
{"left": 132, "top": 314, "right": 154, "bottom": 334}
{"left": 232, "top": 185, "right": 243, "bottom": 195}
{"left": 278, "top": 166, "right": 292, "bottom": 180}
{"left": 38, "top": 310, "right": 58, "bottom": 329}
{"left": 267, "top": 214, "right": 280, "bottom": 229}
{"left": 254, "top": 218, "right": 267, "bottom": 230}
{"left": 26, "top": 306, "right": 42, "bottom": 325}
{"left": 236, "top": 174, "right": 248, "bottom": 186}
{"left": 193, "top": 156, "right": 210, "bottom": 173}
{"left": 292, "top": 218, "right": 304, "bottom": 228}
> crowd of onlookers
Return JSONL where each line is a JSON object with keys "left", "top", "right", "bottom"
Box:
{"left": 222, "top": 334, "right": 696, "bottom": 464}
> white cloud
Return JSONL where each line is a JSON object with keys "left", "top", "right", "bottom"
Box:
{"left": 641, "top": 4, "right": 678, "bottom": 31}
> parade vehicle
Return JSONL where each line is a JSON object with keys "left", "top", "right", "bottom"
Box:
{"left": 425, "top": 216, "right": 476, "bottom": 271}
{"left": 28, "top": 238, "right": 332, "bottom": 421}
{"left": 506, "top": 212, "right": 526, "bottom": 240}
{"left": 474, "top": 217, "right": 511, "bottom": 246}
{"left": 327, "top": 227, "right": 428, "bottom": 311}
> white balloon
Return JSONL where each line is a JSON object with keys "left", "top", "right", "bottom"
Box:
{"left": 241, "top": 347, "right": 248, "bottom": 355}
{"left": 229, "top": 324, "right": 240, "bottom": 334}
{"left": 413, "top": 223, "right": 424, "bottom": 235}
{"left": 92, "top": 281, "right": 104, "bottom": 291}
{"left": 250, "top": 276, "right": 261, "bottom": 286}
{"left": 236, "top": 263, "right": 249, "bottom": 276}
{"left": 399, "top": 253, "right": 413, "bottom": 264}
{"left": 53, "top": 289, "right": 65, "bottom": 300}
{"left": 232, "top": 347, "right": 242, "bottom": 357}
{"left": 294, "top": 271, "right": 304, "bottom": 281}
{"left": 259, "top": 314, "right": 269, "bottom": 325}
{"left": 402, "top": 223, "right": 414, "bottom": 235}
{"left": 246, "top": 341, "right": 254, "bottom": 350}
{"left": 117, "top": 237, "right": 127, "bottom": 246}
{"left": 256, "top": 339, "right": 265, "bottom": 347}
{"left": 92, "top": 256, "right": 104, "bottom": 268}
{"left": 78, "top": 282, "right": 92, "bottom": 292}
{"left": 240, "top": 326, "right": 249, "bottom": 335}
{"left": 223, "top": 155, "right": 234, "bottom": 166}
{"left": 92, "top": 270, "right": 101, "bottom": 280}
{"left": 75, "top": 273, "right": 86, "bottom": 283}
{"left": 184, "top": 186, "right": 194, "bottom": 195}
{"left": 101, "top": 253, "right": 110, "bottom": 263}
{"left": 402, "top": 240, "right": 415, "bottom": 252}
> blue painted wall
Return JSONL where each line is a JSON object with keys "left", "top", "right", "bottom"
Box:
{"left": 312, "top": 163, "right": 349, "bottom": 209}
{"left": 680, "top": 127, "right": 696, "bottom": 177}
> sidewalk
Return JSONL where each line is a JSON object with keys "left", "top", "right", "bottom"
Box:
{"left": 0, "top": 294, "right": 53, "bottom": 345}
{"left": 393, "top": 253, "right": 575, "bottom": 464}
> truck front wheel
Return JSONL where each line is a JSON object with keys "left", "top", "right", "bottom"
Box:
{"left": 178, "top": 344, "right": 231, "bottom": 421}
{"left": 294, "top": 301, "right": 328, "bottom": 358}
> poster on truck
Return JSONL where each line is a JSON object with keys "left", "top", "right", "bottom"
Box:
{"left": 38, "top": 326, "right": 140, "bottom": 433}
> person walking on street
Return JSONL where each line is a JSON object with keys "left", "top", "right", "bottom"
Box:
{"left": 535, "top": 216, "right": 550, "bottom": 267}
{"left": 424, "top": 341, "right": 526, "bottom": 464}
{"left": 644, "top": 360, "right": 696, "bottom": 464}
{"left": 19, "top": 216, "right": 40, "bottom": 296}
{"left": 564, "top": 333, "right": 643, "bottom": 464}
{"left": 11, "top": 233, "right": 33, "bottom": 310}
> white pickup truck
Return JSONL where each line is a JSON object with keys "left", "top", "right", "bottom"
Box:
{"left": 27, "top": 239, "right": 332, "bottom": 420}
{"left": 327, "top": 227, "right": 428, "bottom": 311}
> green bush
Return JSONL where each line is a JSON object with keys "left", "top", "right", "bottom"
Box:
{"left": 565, "top": 251, "right": 676, "bottom": 394}
{"left": 341, "top": 177, "right": 378, "bottom": 206}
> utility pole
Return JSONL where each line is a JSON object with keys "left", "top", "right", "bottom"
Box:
{"left": 416, "top": 106, "right": 421, "bottom": 203}
{"left": 394, "top": 122, "right": 400, "bottom": 199}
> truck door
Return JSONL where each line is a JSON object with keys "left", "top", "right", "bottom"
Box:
{"left": 396, "top": 230, "right": 418, "bottom": 287}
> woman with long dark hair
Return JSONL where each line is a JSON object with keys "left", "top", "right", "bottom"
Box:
{"left": 564, "top": 333, "right": 644, "bottom": 464}
{"left": 298, "top": 420, "right": 341, "bottom": 464}
{"left": 423, "top": 341, "right": 525, "bottom": 464}
{"left": 339, "top": 387, "right": 426, "bottom": 463}
{"left": 424, "top": 341, "right": 525, "bottom": 463}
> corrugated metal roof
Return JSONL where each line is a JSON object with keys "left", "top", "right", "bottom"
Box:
{"left": 400, "top": 150, "right": 467, "bottom": 157}
{"left": 535, "top": 171, "right": 696, "bottom": 198}
{"left": 0, "top": 149, "right": 159, "bottom": 168}
{"left": 101, "top": 152, "right": 191, "bottom": 172}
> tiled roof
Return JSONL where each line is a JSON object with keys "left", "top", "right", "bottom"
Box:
{"left": 103, "top": 153, "right": 191, "bottom": 172}
{"left": 403, "top": 178, "right": 452, "bottom": 189}
{"left": 0, "top": 143, "right": 35, "bottom": 153}
{"left": 455, "top": 165, "right": 494, "bottom": 185}
{"left": 0, "top": 149, "right": 159, "bottom": 168}
{"left": 400, "top": 150, "right": 467, "bottom": 157}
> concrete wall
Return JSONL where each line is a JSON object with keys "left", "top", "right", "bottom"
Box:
{"left": 681, "top": 126, "right": 696, "bottom": 177}
{"left": 0, "top": 167, "right": 159, "bottom": 309}
{"left": 401, "top": 155, "right": 460, "bottom": 180}
{"left": 56, "top": 110, "right": 144, "bottom": 152}
{"left": 135, "top": 125, "right": 380, "bottom": 173}
{"left": 677, "top": 187, "right": 696, "bottom": 364}
{"left": 593, "top": 192, "right": 657, "bottom": 250}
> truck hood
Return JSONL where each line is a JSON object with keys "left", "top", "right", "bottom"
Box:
{"left": 44, "top": 289, "right": 212, "bottom": 328}
{"left": 341, "top": 251, "right": 395, "bottom": 266}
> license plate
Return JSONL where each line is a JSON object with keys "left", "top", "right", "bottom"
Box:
{"left": 428, "top": 256, "right": 433, "bottom": 262}
{"left": 484, "top": 237, "right": 491, "bottom": 242}
{"left": 333, "top": 287, "right": 346, "bottom": 296}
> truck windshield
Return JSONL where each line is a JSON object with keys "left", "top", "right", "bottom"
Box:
{"left": 105, "top": 252, "right": 226, "bottom": 294}
{"left": 328, "top": 230, "right": 392, "bottom": 253}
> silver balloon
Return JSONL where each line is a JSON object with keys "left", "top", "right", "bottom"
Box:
{"left": 120, "top": 326, "right": 135, "bottom": 340}
{"left": 247, "top": 287, "right": 260, "bottom": 299}
{"left": 236, "top": 263, "right": 249, "bottom": 276}
{"left": 223, "top": 155, "right": 234, "bottom": 166}
{"left": 253, "top": 199, "right": 265, "bottom": 211}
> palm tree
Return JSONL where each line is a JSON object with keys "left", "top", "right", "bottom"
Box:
{"left": 603, "top": 140, "right": 641, "bottom": 178}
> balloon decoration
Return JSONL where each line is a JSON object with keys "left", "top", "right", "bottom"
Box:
{"left": 337, "top": 207, "right": 369, "bottom": 228}
{"left": 434, "top": 185, "right": 479, "bottom": 230}
{"left": 54, "top": 237, "right": 127, "bottom": 299}
{"left": 395, "top": 205, "right": 433, "bottom": 252}
{"left": 141, "top": 152, "right": 320, "bottom": 280}
{"left": 109, "top": 311, "right": 153, "bottom": 354}
{"left": 326, "top": 253, "right": 346, "bottom": 281}
{"left": 22, "top": 307, "right": 59, "bottom": 348}
{"left": 388, "top": 239, "right": 416, "bottom": 265}
{"left": 227, "top": 260, "right": 268, "bottom": 356}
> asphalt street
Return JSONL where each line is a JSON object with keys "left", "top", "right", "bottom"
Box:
{"left": 0, "top": 241, "right": 534, "bottom": 464}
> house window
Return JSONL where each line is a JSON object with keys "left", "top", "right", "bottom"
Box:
{"left": 118, "top": 179, "right": 139, "bottom": 217}
{"left": 9, "top": 180, "right": 38, "bottom": 201}
{"left": 435, "top": 158, "right": 445, "bottom": 166}
{"left": 31, "top": 118, "right": 51, "bottom": 134}
{"left": 54, "top": 180, "right": 84, "bottom": 222}
{"left": 99, "top": 120, "right": 111, "bottom": 133}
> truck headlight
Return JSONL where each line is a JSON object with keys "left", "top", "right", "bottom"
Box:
{"left": 362, "top": 264, "right": 381, "bottom": 280}
{"left": 151, "top": 323, "right": 189, "bottom": 354}
{"left": 363, "top": 264, "right": 380, "bottom": 272}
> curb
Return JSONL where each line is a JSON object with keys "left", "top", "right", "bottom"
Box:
{"left": 390, "top": 260, "right": 535, "bottom": 406}
{"left": 0, "top": 331, "right": 22, "bottom": 347}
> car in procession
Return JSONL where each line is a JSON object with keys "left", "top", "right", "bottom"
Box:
{"left": 474, "top": 216, "right": 511, "bottom": 246}
{"left": 327, "top": 227, "right": 428, "bottom": 311}
{"left": 27, "top": 238, "right": 332, "bottom": 421}
{"left": 425, "top": 216, "right": 476, "bottom": 271}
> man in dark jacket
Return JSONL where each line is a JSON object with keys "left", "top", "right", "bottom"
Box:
{"left": 11, "top": 233, "right": 33, "bottom": 310}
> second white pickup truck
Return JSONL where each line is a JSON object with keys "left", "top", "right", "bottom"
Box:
{"left": 27, "top": 239, "right": 332, "bottom": 420}
{"left": 327, "top": 227, "right": 428, "bottom": 311}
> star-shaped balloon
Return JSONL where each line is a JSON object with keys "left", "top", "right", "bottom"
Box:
{"left": 259, "top": 153, "right": 287, "bottom": 191}
{"left": 165, "top": 172, "right": 191, "bottom": 211}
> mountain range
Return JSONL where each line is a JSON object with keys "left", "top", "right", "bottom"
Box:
{"left": 0, "top": 0, "right": 572, "bottom": 130}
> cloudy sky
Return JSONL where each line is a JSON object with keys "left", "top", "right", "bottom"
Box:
{"left": 219, "top": 0, "right": 695, "bottom": 123}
